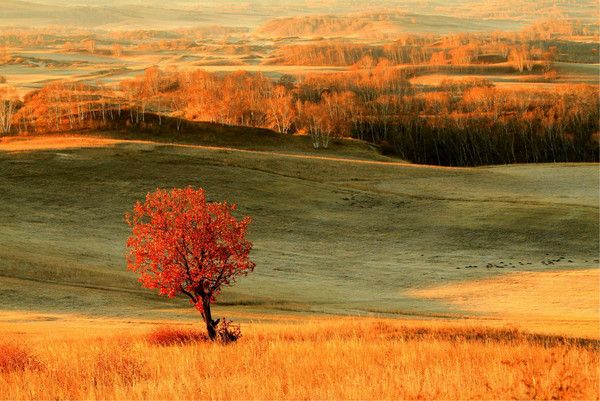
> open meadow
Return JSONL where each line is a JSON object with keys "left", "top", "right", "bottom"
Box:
{"left": 1, "top": 134, "right": 598, "bottom": 322}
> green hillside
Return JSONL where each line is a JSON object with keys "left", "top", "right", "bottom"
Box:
{"left": 0, "top": 130, "right": 597, "bottom": 321}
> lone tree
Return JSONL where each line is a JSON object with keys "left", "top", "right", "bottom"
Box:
{"left": 126, "top": 187, "right": 255, "bottom": 340}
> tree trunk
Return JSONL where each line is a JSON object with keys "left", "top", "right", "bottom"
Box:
{"left": 202, "top": 297, "right": 218, "bottom": 341}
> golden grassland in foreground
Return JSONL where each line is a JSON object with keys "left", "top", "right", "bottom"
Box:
{"left": 0, "top": 317, "right": 598, "bottom": 400}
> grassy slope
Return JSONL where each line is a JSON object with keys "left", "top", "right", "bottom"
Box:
{"left": 0, "top": 129, "right": 597, "bottom": 322}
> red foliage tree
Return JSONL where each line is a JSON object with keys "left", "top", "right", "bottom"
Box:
{"left": 126, "top": 187, "right": 255, "bottom": 340}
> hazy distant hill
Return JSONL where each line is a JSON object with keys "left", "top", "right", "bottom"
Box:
{"left": 1, "top": 0, "right": 596, "bottom": 30}
{"left": 254, "top": 12, "right": 523, "bottom": 39}
{"left": 0, "top": 0, "right": 317, "bottom": 29}
{"left": 0, "top": 1, "right": 212, "bottom": 29}
{"left": 0, "top": 0, "right": 273, "bottom": 29}
{"left": 253, "top": 0, "right": 597, "bottom": 39}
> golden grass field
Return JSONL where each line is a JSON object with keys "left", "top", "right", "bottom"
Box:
{"left": 0, "top": 264, "right": 598, "bottom": 400}
{"left": 0, "top": 316, "right": 598, "bottom": 400}
{"left": 409, "top": 268, "right": 600, "bottom": 339}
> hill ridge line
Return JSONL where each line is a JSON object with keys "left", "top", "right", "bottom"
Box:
{"left": 131, "top": 139, "right": 467, "bottom": 170}
{"left": 0, "top": 135, "right": 466, "bottom": 170}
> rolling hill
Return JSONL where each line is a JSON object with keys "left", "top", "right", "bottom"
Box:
{"left": 0, "top": 1, "right": 211, "bottom": 29}
{"left": 1, "top": 0, "right": 596, "bottom": 30}
{"left": 254, "top": 12, "right": 523, "bottom": 39}
{"left": 0, "top": 129, "right": 597, "bottom": 323}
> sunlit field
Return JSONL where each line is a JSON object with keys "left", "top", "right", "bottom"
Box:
{"left": 0, "top": 317, "right": 598, "bottom": 400}
{"left": 410, "top": 268, "right": 600, "bottom": 338}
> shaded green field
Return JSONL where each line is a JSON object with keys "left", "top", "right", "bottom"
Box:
{"left": 0, "top": 131, "right": 598, "bottom": 321}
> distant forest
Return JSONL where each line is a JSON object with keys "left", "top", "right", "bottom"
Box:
{"left": 0, "top": 20, "right": 598, "bottom": 166}
{"left": 2, "top": 65, "right": 596, "bottom": 166}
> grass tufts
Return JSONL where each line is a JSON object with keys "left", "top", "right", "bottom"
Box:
{"left": 0, "top": 319, "right": 597, "bottom": 399}
{"left": 146, "top": 325, "right": 208, "bottom": 346}
{"left": 0, "top": 342, "right": 42, "bottom": 373}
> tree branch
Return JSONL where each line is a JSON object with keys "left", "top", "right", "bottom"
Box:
{"left": 180, "top": 286, "right": 197, "bottom": 304}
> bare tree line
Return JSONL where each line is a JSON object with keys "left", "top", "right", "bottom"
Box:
{"left": 2, "top": 66, "right": 597, "bottom": 166}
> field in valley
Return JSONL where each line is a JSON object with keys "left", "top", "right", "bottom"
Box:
{"left": 3, "top": 50, "right": 598, "bottom": 98}
{"left": 408, "top": 62, "right": 600, "bottom": 89}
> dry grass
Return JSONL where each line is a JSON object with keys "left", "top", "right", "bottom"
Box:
{"left": 0, "top": 136, "right": 121, "bottom": 152}
{"left": 0, "top": 343, "right": 41, "bottom": 374}
{"left": 409, "top": 268, "right": 600, "bottom": 339}
{"left": 0, "top": 318, "right": 597, "bottom": 400}
{"left": 408, "top": 73, "right": 581, "bottom": 89}
{"left": 146, "top": 326, "right": 208, "bottom": 346}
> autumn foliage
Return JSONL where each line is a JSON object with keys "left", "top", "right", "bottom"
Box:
{"left": 126, "top": 187, "right": 255, "bottom": 340}
{"left": 2, "top": 21, "right": 599, "bottom": 166}
{"left": 3, "top": 65, "right": 598, "bottom": 165}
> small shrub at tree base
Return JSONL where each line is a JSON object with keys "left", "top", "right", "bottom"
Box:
{"left": 217, "top": 319, "right": 242, "bottom": 344}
